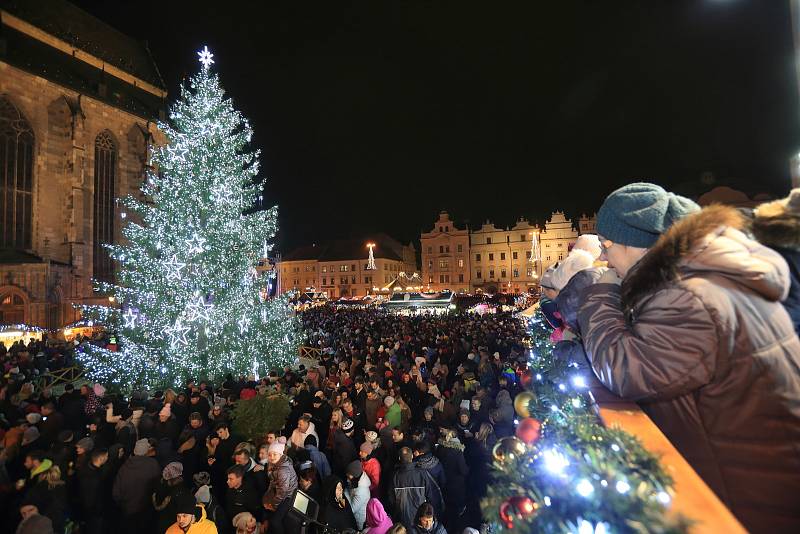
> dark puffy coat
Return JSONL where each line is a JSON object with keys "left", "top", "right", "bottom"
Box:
{"left": 264, "top": 454, "right": 298, "bottom": 508}
{"left": 492, "top": 390, "right": 514, "bottom": 438}
{"left": 224, "top": 481, "right": 260, "bottom": 519}
{"left": 436, "top": 441, "right": 469, "bottom": 511}
{"left": 578, "top": 206, "right": 800, "bottom": 533}
{"left": 776, "top": 247, "right": 800, "bottom": 335}
{"left": 76, "top": 462, "right": 112, "bottom": 518}
{"left": 390, "top": 463, "right": 444, "bottom": 528}
{"left": 750, "top": 192, "right": 800, "bottom": 336}
{"left": 112, "top": 454, "right": 161, "bottom": 515}
{"left": 332, "top": 429, "right": 358, "bottom": 477}
{"left": 25, "top": 478, "right": 67, "bottom": 533}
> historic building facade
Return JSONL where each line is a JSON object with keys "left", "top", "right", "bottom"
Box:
{"left": 538, "top": 211, "right": 577, "bottom": 272}
{"left": 0, "top": 1, "right": 165, "bottom": 327}
{"left": 277, "top": 235, "right": 417, "bottom": 298}
{"left": 470, "top": 217, "right": 540, "bottom": 294}
{"left": 417, "top": 211, "right": 598, "bottom": 295}
{"left": 420, "top": 211, "right": 471, "bottom": 293}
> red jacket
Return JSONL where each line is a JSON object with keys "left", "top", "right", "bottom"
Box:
{"left": 362, "top": 457, "right": 381, "bottom": 498}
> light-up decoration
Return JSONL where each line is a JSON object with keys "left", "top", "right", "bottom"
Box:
{"left": 187, "top": 234, "right": 206, "bottom": 255}
{"left": 366, "top": 242, "right": 377, "bottom": 270}
{"left": 122, "top": 308, "right": 138, "bottom": 329}
{"left": 75, "top": 43, "right": 302, "bottom": 391}
{"left": 542, "top": 448, "right": 569, "bottom": 475}
{"left": 186, "top": 294, "right": 213, "bottom": 322}
{"left": 576, "top": 479, "right": 594, "bottom": 497}
{"left": 197, "top": 45, "right": 215, "bottom": 69}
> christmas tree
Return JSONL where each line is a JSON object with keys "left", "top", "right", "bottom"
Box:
{"left": 79, "top": 46, "right": 301, "bottom": 391}
{"left": 481, "top": 313, "right": 687, "bottom": 533}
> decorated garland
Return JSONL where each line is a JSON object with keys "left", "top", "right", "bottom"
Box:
{"left": 481, "top": 313, "right": 690, "bottom": 533}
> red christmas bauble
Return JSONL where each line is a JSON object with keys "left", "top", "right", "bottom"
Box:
{"left": 519, "top": 369, "right": 533, "bottom": 387}
{"left": 515, "top": 417, "right": 542, "bottom": 445}
{"left": 499, "top": 495, "right": 539, "bottom": 529}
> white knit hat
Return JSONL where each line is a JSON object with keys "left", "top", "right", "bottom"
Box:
{"left": 268, "top": 436, "right": 287, "bottom": 455}
{"left": 551, "top": 248, "right": 596, "bottom": 291}
{"left": 572, "top": 234, "right": 602, "bottom": 260}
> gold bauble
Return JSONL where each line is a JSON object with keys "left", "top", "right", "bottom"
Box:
{"left": 492, "top": 436, "right": 527, "bottom": 466}
{"left": 514, "top": 390, "right": 536, "bottom": 418}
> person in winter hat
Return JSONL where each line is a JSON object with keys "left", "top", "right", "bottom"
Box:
{"left": 112, "top": 438, "right": 161, "bottom": 532}
{"left": 538, "top": 264, "right": 563, "bottom": 333}
{"left": 359, "top": 441, "right": 381, "bottom": 498}
{"left": 580, "top": 182, "right": 800, "bottom": 533}
{"left": 550, "top": 247, "right": 597, "bottom": 293}
{"left": 164, "top": 491, "right": 218, "bottom": 534}
{"left": 263, "top": 436, "right": 297, "bottom": 534}
{"left": 345, "top": 460, "right": 371, "bottom": 529}
{"left": 572, "top": 233, "right": 602, "bottom": 260}
{"left": 751, "top": 187, "right": 800, "bottom": 335}
{"left": 551, "top": 268, "right": 607, "bottom": 370}
{"left": 332, "top": 418, "right": 358, "bottom": 478}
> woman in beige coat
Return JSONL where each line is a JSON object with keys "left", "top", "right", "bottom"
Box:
{"left": 578, "top": 183, "right": 800, "bottom": 533}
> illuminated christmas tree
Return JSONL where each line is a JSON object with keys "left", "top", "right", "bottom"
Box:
{"left": 79, "top": 46, "right": 301, "bottom": 391}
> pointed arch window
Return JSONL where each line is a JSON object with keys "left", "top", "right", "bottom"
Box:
{"left": 0, "top": 97, "right": 34, "bottom": 250}
{"left": 94, "top": 131, "right": 117, "bottom": 284}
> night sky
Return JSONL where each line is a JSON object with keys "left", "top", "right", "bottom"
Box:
{"left": 73, "top": 1, "right": 800, "bottom": 251}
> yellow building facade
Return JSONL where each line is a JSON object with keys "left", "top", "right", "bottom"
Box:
{"left": 277, "top": 235, "right": 417, "bottom": 298}
{"left": 420, "top": 211, "right": 471, "bottom": 293}
{"left": 470, "top": 218, "right": 540, "bottom": 294}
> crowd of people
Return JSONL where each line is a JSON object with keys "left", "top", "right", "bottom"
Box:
{"left": 2, "top": 182, "right": 800, "bottom": 534}
{"left": 1, "top": 306, "right": 531, "bottom": 534}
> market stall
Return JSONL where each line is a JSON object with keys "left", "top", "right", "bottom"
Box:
{"left": 0, "top": 323, "right": 47, "bottom": 349}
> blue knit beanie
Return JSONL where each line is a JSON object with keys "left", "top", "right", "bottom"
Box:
{"left": 596, "top": 183, "right": 700, "bottom": 248}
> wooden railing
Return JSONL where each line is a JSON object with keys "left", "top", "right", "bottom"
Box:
{"left": 299, "top": 346, "right": 322, "bottom": 359}
{"left": 35, "top": 366, "right": 85, "bottom": 389}
{"left": 590, "top": 379, "right": 746, "bottom": 533}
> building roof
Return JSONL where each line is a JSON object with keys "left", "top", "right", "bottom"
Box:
{"left": 1, "top": 0, "right": 164, "bottom": 88}
{"left": 282, "top": 234, "right": 408, "bottom": 263}
{"left": 1, "top": 0, "right": 165, "bottom": 119}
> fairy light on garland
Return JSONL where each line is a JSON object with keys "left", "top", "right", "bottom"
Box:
{"left": 481, "top": 311, "right": 689, "bottom": 533}
{"left": 78, "top": 46, "right": 302, "bottom": 392}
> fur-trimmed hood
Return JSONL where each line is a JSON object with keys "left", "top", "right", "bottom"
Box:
{"left": 622, "top": 205, "right": 791, "bottom": 310}
{"left": 751, "top": 188, "right": 800, "bottom": 251}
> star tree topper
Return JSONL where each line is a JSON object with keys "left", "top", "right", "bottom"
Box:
{"left": 198, "top": 46, "right": 215, "bottom": 69}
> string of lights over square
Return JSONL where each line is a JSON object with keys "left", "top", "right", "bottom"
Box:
{"left": 481, "top": 313, "right": 689, "bottom": 533}
{"left": 78, "top": 46, "right": 301, "bottom": 392}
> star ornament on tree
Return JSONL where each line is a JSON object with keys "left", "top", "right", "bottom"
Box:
{"left": 164, "top": 255, "right": 187, "bottom": 281}
{"left": 122, "top": 308, "right": 138, "bottom": 329}
{"left": 187, "top": 234, "right": 206, "bottom": 255}
{"left": 164, "top": 320, "right": 191, "bottom": 348}
{"left": 237, "top": 316, "right": 251, "bottom": 335}
{"left": 186, "top": 294, "right": 213, "bottom": 322}
{"left": 197, "top": 46, "right": 215, "bottom": 69}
